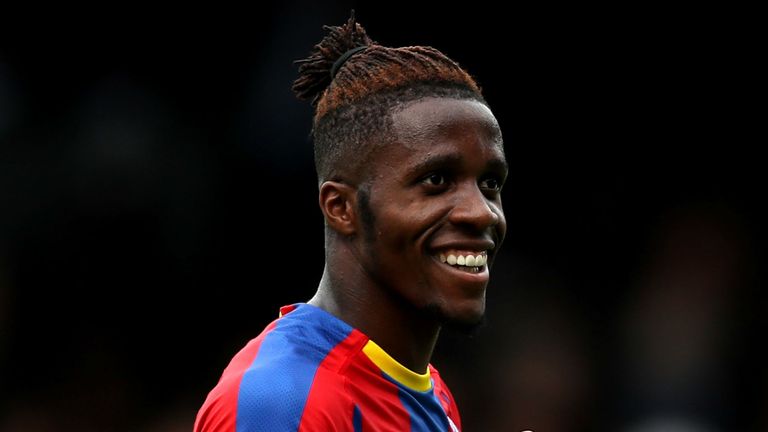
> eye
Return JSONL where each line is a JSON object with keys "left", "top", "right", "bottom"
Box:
{"left": 423, "top": 173, "right": 447, "bottom": 187}
{"left": 480, "top": 177, "right": 501, "bottom": 191}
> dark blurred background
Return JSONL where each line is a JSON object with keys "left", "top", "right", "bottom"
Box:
{"left": 0, "top": 2, "right": 764, "bottom": 431}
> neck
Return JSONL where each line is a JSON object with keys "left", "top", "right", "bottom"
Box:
{"left": 309, "top": 260, "right": 441, "bottom": 374}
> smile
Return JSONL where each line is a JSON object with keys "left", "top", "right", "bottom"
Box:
{"left": 436, "top": 250, "right": 488, "bottom": 274}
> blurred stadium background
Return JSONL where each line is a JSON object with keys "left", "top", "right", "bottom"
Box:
{"left": 0, "top": 2, "right": 763, "bottom": 431}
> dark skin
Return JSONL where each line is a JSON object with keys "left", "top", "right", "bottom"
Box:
{"left": 310, "top": 97, "right": 507, "bottom": 373}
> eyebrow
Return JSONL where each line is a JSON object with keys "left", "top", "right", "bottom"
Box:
{"left": 487, "top": 158, "right": 509, "bottom": 175}
{"left": 407, "top": 152, "right": 509, "bottom": 178}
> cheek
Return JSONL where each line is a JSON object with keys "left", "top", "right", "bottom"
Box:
{"left": 374, "top": 211, "right": 418, "bottom": 249}
{"left": 376, "top": 200, "right": 447, "bottom": 248}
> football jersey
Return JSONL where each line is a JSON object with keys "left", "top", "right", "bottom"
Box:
{"left": 194, "top": 303, "right": 462, "bottom": 431}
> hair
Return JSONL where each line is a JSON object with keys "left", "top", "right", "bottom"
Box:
{"left": 292, "top": 13, "right": 487, "bottom": 185}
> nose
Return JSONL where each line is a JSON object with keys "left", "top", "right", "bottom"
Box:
{"left": 448, "top": 181, "right": 501, "bottom": 231}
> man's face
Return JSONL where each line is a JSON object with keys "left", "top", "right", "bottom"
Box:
{"left": 356, "top": 97, "right": 507, "bottom": 325}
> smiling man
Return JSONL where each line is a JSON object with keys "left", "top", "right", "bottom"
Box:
{"left": 195, "top": 14, "right": 506, "bottom": 432}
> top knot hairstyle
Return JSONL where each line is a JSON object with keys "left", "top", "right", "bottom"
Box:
{"left": 292, "top": 13, "right": 487, "bottom": 185}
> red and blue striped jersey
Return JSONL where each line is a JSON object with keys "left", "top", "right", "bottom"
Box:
{"left": 194, "top": 303, "right": 462, "bottom": 431}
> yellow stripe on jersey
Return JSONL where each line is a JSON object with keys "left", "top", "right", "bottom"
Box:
{"left": 362, "top": 339, "right": 432, "bottom": 392}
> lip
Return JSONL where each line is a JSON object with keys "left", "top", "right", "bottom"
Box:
{"left": 430, "top": 239, "right": 496, "bottom": 255}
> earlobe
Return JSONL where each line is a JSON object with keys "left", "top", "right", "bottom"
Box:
{"left": 319, "top": 181, "right": 358, "bottom": 236}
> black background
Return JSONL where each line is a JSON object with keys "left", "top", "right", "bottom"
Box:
{"left": 0, "top": 2, "right": 764, "bottom": 431}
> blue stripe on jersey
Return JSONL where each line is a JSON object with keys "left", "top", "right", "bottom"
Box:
{"left": 385, "top": 374, "right": 450, "bottom": 432}
{"left": 235, "top": 304, "right": 353, "bottom": 432}
{"left": 352, "top": 404, "right": 363, "bottom": 432}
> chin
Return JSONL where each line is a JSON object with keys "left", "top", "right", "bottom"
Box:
{"left": 425, "top": 297, "right": 487, "bottom": 332}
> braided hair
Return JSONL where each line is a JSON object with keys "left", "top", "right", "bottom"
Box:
{"left": 293, "top": 13, "right": 487, "bottom": 185}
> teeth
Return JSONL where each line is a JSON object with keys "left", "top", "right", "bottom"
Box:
{"left": 437, "top": 252, "right": 488, "bottom": 268}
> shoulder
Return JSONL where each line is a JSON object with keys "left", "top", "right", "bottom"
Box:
{"left": 196, "top": 305, "right": 364, "bottom": 431}
{"left": 241, "top": 361, "right": 354, "bottom": 430}
{"left": 196, "top": 346, "right": 356, "bottom": 431}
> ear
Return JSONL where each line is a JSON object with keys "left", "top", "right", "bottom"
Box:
{"left": 318, "top": 181, "right": 358, "bottom": 236}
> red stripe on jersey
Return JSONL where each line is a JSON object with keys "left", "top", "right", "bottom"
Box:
{"left": 345, "top": 339, "right": 413, "bottom": 432}
{"left": 279, "top": 304, "right": 297, "bottom": 316}
{"left": 297, "top": 329, "right": 366, "bottom": 431}
{"left": 194, "top": 320, "right": 279, "bottom": 432}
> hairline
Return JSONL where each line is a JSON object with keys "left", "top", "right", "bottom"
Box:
{"left": 313, "top": 89, "right": 489, "bottom": 186}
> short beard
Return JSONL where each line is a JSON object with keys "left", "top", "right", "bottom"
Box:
{"left": 423, "top": 303, "right": 488, "bottom": 337}
{"left": 356, "top": 185, "right": 376, "bottom": 243}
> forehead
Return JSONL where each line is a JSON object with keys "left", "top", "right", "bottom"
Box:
{"left": 390, "top": 97, "right": 502, "bottom": 148}
{"left": 367, "top": 97, "right": 504, "bottom": 175}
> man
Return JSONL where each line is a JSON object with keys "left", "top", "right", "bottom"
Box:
{"left": 195, "top": 14, "right": 506, "bottom": 431}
